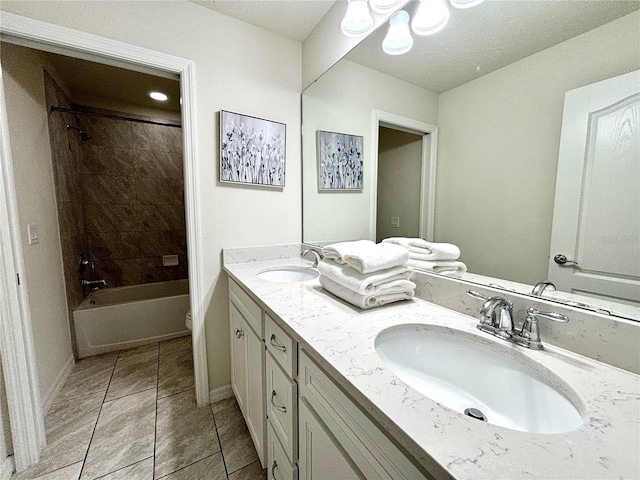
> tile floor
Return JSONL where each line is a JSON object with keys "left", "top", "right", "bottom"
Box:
{"left": 12, "top": 336, "right": 266, "bottom": 480}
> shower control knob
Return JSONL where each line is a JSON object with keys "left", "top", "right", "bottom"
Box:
{"left": 234, "top": 328, "right": 244, "bottom": 338}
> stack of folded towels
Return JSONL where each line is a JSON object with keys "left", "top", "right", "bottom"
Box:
{"left": 382, "top": 237, "right": 467, "bottom": 275}
{"left": 318, "top": 240, "right": 415, "bottom": 309}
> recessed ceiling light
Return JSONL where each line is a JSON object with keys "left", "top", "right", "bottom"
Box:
{"left": 149, "top": 91, "right": 168, "bottom": 101}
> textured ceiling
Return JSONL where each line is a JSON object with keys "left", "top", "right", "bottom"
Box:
{"left": 344, "top": 0, "right": 640, "bottom": 93}
{"left": 191, "top": 0, "right": 336, "bottom": 41}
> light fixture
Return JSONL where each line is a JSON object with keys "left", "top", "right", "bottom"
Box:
{"left": 449, "top": 0, "right": 485, "bottom": 9}
{"left": 382, "top": 11, "right": 413, "bottom": 56}
{"left": 368, "top": 0, "right": 404, "bottom": 14}
{"left": 412, "top": 0, "right": 450, "bottom": 36}
{"left": 341, "top": 0, "right": 374, "bottom": 38}
{"left": 149, "top": 91, "right": 168, "bottom": 102}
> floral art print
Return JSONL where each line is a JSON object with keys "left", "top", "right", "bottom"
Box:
{"left": 220, "top": 110, "right": 286, "bottom": 187}
{"left": 317, "top": 130, "right": 363, "bottom": 190}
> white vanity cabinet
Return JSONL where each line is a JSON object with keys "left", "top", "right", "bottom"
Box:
{"left": 229, "top": 279, "right": 266, "bottom": 467}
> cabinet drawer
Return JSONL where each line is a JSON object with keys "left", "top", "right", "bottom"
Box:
{"left": 266, "top": 352, "right": 297, "bottom": 463}
{"left": 268, "top": 422, "right": 298, "bottom": 480}
{"left": 265, "top": 314, "right": 297, "bottom": 377}
{"left": 299, "top": 349, "right": 429, "bottom": 480}
{"left": 229, "top": 278, "right": 263, "bottom": 337}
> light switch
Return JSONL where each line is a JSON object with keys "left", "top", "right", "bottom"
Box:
{"left": 390, "top": 217, "right": 400, "bottom": 228}
{"left": 27, "top": 224, "right": 39, "bottom": 245}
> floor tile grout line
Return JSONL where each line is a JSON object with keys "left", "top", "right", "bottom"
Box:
{"left": 154, "top": 452, "right": 222, "bottom": 480}
{"left": 92, "top": 456, "right": 153, "bottom": 480}
{"left": 152, "top": 341, "right": 160, "bottom": 480}
{"left": 78, "top": 355, "right": 119, "bottom": 480}
{"left": 210, "top": 404, "right": 231, "bottom": 479}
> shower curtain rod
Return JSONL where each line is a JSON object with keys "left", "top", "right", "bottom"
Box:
{"left": 50, "top": 106, "right": 181, "bottom": 128}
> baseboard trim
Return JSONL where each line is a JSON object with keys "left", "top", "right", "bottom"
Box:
{"left": 41, "top": 354, "right": 74, "bottom": 415}
{"left": 0, "top": 456, "right": 14, "bottom": 480}
{"left": 209, "top": 384, "right": 234, "bottom": 404}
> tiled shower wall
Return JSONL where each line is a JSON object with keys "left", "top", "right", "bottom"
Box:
{"left": 44, "top": 71, "right": 187, "bottom": 295}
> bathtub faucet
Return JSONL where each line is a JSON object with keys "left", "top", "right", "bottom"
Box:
{"left": 81, "top": 279, "right": 107, "bottom": 290}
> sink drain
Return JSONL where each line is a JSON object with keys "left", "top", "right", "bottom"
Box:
{"left": 464, "top": 407, "right": 487, "bottom": 422}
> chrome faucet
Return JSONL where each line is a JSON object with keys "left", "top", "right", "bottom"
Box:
{"left": 81, "top": 279, "right": 107, "bottom": 290}
{"left": 531, "top": 281, "right": 556, "bottom": 296}
{"left": 301, "top": 248, "right": 323, "bottom": 268}
{"left": 512, "top": 308, "right": 569, "bottom": 350}
{"left": 468, "top": 291, "right": 514, "bottom": 339}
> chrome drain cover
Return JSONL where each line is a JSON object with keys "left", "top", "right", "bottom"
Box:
{"left": 464, "top": 407, "right": 487, "bottom": 422}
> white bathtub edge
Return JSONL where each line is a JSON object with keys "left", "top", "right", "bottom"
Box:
{"left": 209, "top": 384, "right": 234, "bottom": 404}
{"left": 77, "top": 331, "right": 190, "bottom": 359}
{"left": 41, "top": 354, "right": 74, "bottom": 415}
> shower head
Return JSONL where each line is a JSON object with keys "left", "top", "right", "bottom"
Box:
{"left": 66, "top": 124, "right": 92, "bottom": 142}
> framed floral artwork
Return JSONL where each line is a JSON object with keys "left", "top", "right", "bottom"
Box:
{"left": 317, "top": 130, "right": 363, "bottom": 190}
{"left": 220, "top": 110, "right": 286, "bottom": 187}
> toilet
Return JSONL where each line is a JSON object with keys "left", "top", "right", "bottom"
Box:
{"left": 185, "top": 310, "right": 192, "bottom": 331}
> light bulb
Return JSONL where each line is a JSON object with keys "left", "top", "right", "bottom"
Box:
{"left": 369, "top": 0, "right": 404, "bottom": 14}
{"left": 449, "top": 0, "right": 485, "bottom": 9}
{"left": 382, "top": 10, "right": 413, "bottom": 55}
{"left": 341, "top": 0, "right": 374, "bottom": 38}
{"left": 149, "top": 91, "right": 168, "bottom": 101}
{"left": 411, "top": 0, "right": 450, "bottom": 36}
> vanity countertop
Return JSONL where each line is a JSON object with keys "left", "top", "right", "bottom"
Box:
{"left": 224, "top": 257, "right": 640, "bottom": 480}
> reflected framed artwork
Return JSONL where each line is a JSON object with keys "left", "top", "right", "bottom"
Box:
{"left": 220, "top": 110, "right": 286, "bottom": 187}
{"left": 317, "top": 130, "right": 364, "bottom": 190}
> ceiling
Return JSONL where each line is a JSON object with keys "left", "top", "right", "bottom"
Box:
{"left": 345, "top": 0, "right": 640, "bottom": 93}
{"left": 190, "top": 0, "right": 336, "bottom": 41}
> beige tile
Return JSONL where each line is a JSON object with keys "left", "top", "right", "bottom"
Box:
{"left": 158, "top": 348, "right": 194, "bottom": 399}
{"left": 80, "top": 389, "right": 156, "bottom": 480}
{"left": 105, "top": 349, "right": 158, "bottom": 402}
{"left": 228, "top": 460, "right": 266, "bottom": 480}
{"left": 212, "top": 397, "right": 259, "bottom": 474}
{"left": 54, "top": 353, "right": 117, "bottom": 404}
{"left": 95, "top": 457, "right": 153, "bottom": 480}
{"left": 160, "top": 454, "right": 226, "bottom": 480}
{"left": 117, "top": 343, "right": 158, "bottom": 359}
{"left": 28, "top": 462, "right": 83, "bottom": 480}
{"left": 154, "top": 390, "right": 220, "bottom": 478}
{"left": 159, "top": 336, "right": 191, "bottom": 358}
{"left": 12, "top": 393, "right": 103, "bottom": 479}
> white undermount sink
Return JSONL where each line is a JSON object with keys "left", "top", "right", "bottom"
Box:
{"left": 256, "top": 266, "right": 319, "bottom": 283}
{"left": 375, "top": 324, "right": 584, "bottom": 434}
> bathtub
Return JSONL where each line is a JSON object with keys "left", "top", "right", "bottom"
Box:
{"left": 73, "top": 279, "right": 190, "bottom": 358}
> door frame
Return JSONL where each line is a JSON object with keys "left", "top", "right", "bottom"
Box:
{"left": 370, "top": 110, "right": 438, "bottom": 241}
{"left": 0, "top": 11, "right": 209, "bottom": 470}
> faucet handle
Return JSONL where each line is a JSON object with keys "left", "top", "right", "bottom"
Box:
{"left": 466, "top": 290, "right": 489, "bottom": 301}
{"left": 514, "top": 308, "right": 569, "bottom": 350}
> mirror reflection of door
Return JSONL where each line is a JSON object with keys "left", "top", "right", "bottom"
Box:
{"left": 376, "top": 127, "right": 425, "bottom": 242}
{"left": 549, "top": 70, "right": 640, "bottom": 310}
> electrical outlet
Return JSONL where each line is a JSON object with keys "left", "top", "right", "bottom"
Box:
{"left": 27, "top": 224, "right": 39, "bottom": 245}
{"left": 390, "top": 217, "right": 400, "bottom": 228}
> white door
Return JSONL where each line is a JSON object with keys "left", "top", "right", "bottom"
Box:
{"left": 548, "top": 70, "right": 640, "bottom": 307}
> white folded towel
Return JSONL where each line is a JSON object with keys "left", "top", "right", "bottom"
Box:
{"left": 318, "top": 259, "right": 415, "bottom": 295}
{"left": 383, "top": 237, "right": 460, "bottom": 261}
{"left": 407, "top": 259, "right": 467, "bottom": 274}
{"left": 320, "top": 275, "right": 414, "bottom": 310}
{"left": 322, "top": 240, "right": 409, "bottom": 274}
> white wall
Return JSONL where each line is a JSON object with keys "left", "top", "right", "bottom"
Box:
{"left": 436, "top": 11, "right": 640, "bottom": 285}
{"left": 0, "top": 1, "right": 303, "bottom": 392}
{"left": 1, "top": 44, "right": 74, "bottom": 405}
{"left": 302, "top": 59, "right": 438, "bottom": 243}
{"left": 376, "top": 127, "right": 422, "bottom": 242}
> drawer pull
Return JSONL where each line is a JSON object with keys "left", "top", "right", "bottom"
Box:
{"left": 271, "top": 390, "right": 287, "bottom": 413}
{"left": 269, "top": 334, "right": 286, "bottom": 352}
{"left": 271, "top": 460, "right": 279, "bottom": 479}
{"left": 234, "top": 328, "right": 244, "bottom": 338}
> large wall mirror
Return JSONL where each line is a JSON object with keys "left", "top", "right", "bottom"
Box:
{"left": 302, "top": 1, "right": 640, "bottom": 321}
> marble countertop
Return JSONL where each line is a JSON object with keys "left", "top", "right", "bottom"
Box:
{"left": 224, "top": 257, "right": 640, "bottom": 480}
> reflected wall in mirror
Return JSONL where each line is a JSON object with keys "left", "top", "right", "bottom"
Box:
{"left": 302, "top": 2, "right": 640, "bottom": 321}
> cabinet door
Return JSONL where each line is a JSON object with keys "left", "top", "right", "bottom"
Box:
{"left": 230, "top": 301, "right": 248, "bottom": 413}
{"left": 247, "top": 325, "right": 266, "bottom": 467}
{"left": 299, "top": 399, "right": 363, "bottom": 480}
